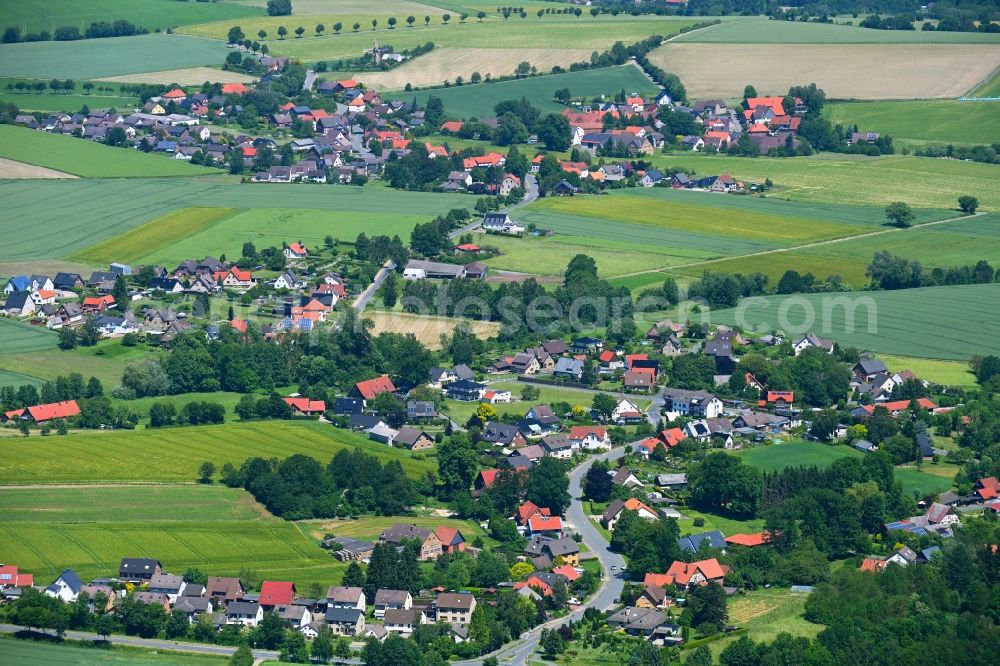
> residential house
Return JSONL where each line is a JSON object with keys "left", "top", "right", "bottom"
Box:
{"left": 380, "top": 524, "right": 444, "bottom": 560}
{"left": 394, "top": 426, "right": 435, "bottom": 451}
{"left": 541, "top": 434, "right": 573, "bottom": 459}
{"left": 607, "top": 607, "right": 670, "bottom": 637}
{"left": 134, "top": 592, "right": 170, "bottom": 611}
{"left": 677, "top": 531, "right": 727, "bottom": 554}
{"left": 435, "top": 526, "right": 466, "bottom": 554}
{"left": 610, "top": 467, "right": 644, "bottom": 489}
{"left": 568, "top": 426, "right": 610, "bottom": 450}
{"left": 793, "top": 333, "right": 834, "bottom": 355}
{"left": 45, "top": 568, "right": 83, "bottom": 602}
{"left": 148, "top": 573, "right": 186, "bottom": 603}
{"left": 434, "top": 592, "right": 477, "bottom": 625}
{"left": 2, "top": 292, "right": 35, "bottom": 317}
{"left": 326, "top": 537, "right": 375, "bottom": 562}
{"left": 283, "top": 242, "right": 308, "bottom": 260}
{"left": 407, "top": 400, "right": 437, "bottom": 420}
{"left": 259, "top": 581, "right": 296, "bottom": 609}
{"left": 384, "top": 608, "right": 425, "bottom": 636}
{"left": 662, "top": 388, "right": 723, "bottom": 418}
{"left": 647, "top": 558, "right": 727, "bottom": 589}
{"left": 624, "top": 370, "right": 655, "bottom": 392}
{"left": 206, "top": 577, "right": 244, "bottom": 607}
{"left": 373, "top": 589, "right": 412, "bottom": 618}
{"left": 119, "top": 558, "right": 162, "bottom": 583}
{"left": 553, "top": 357, "right": 584, "bottom": 380}
{"left": 325, "top": 607, "right": 365, "bottom": 636}
{"left": 226, "top": 601, "right": 264, "bottom": 627}
{"left": 611, "top": 398, "right": 645, "bottom": 424}
{"left": 174, "top": 597, "right": 213, "bottom": 622}
{"left": 0, "top": 566, "right": 33, "bottom": 590}
{"left": 602, "top": 498, "right": 658, "bottom": 530}
{"left": 353, "top": 375, "right": 397, "bottom": 403}
{"left": 636, "top": 585, "right": 670, "bottom": 610}
{"left": 283, "top": 396, "right": 326, "bottom": 417}
{"left": 482, "top": 422, "right": 527, "bottom": 448}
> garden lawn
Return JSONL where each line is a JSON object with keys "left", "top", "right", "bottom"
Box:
{"left": 894, "top": 467, "right": 955, "bottom": 497}
{"left": 0, "top": 317, "right": 59, "bottom": 354}
{"left": 0, "top": 178, "right": 465, "bottom": 262}
{"left": 0, "top": 34, "right": 233, "bottom": 80}
{"left": 0, "top": 636, "right": 227, "bottom": 666}
{"left": 737, "top": 440, "right": 863, "bottom": 472}
{"left": 0, "top": 126, "right": 220, "bottom": 178}
{"left": 709, "top": 283, "right": 1000, "bottom": 360}
{"left": 0, "top": 420, "right": 435, "bottom": 484}
{"left": 825, "top": 100, "right": 1000, "bottom": 147}
{"left": 396, "top": 64, "right": 659, "bottom": 118}
{"left": 677, "top": 508, "right": 766, "bottom": 537}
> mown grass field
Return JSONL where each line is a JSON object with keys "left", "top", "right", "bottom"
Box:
{"left": 708, "top": 588, "right": 821, "bottom": 659}
{"left": 396, "top": 64, "right": 659, "bottom": 118}
{"left": 970, "top": 68, "right": 1000, "bottom": 96}
{"left": 0, "top": 178, "right": 465, "bottom": 263}
{"left": 0, "top": 341, "right": 155, "bottom": 388}
{"left": 2, "top": 0, "right": 263, "bottom": 36}
{"left": 825, "top": 100, "right": 1000, "bottom": 147}
{"left": 0, "top": 637, "right": 227, "bottom": 666}
{"left": 894, "top": 467, "right": 955, "bottom": 497}
{"left": 652, "top": 153, "right": 1000, "bottom": 210}
{"left": 119, "top": 391, "right": 249, "bottom": 422}
{"left": 0, "top": 34, "right": 232, "bottom": 80}
{"left": 673, "top": 17, "right": 1000, "bottom": 43}
{"left": 874, "top": 354, "right": 977, "bottom": 389}
{"left": 0, "top": 420, "right": 435, "bottom": 484}
{"left": 0, "top": 318, "right": 59, "bottom": 354}
{"left": 0, "top": 126, "right": 219, "bottom": 178}
{"left": 737, "top": 440, "right": 863, "bottom": 471}
{"left": 0, "top": 368, "right": 44, "bottom": 388}
{"left": 677, "top": 507, "right": 766, "bottom": 537}
{"left": 710, "top": 283, "right": 1000, "bottom": 360}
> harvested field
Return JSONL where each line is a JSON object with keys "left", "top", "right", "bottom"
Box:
{"left": 648, "top": 43, "right": 1000, "bottom": 99}
{"left": 674, "top": 17, "right": 1000, "bottom": 43}
{"left": 350, "top": 47, "right": 592, "bottom": 90}
{"left": 0, "top": 157, "right": 77, "bottom": 179}
{"left": 364, "top": 311, "right": 501, "bottom": 347}
{"left": 95, "top": 67, "right": 257, "bottom": 85}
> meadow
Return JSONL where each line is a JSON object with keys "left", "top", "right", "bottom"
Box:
{"left": 0, "top": 178, "right": 465, "bottom": 263}
{"left": 0, "top": 637, "right": 227, "bottom": 666}
{"left": 825, "top": 100, "right": 1000, "bottom": 147}
{"left": 0, "top": 420, "right": 436, "bottom": 484}
{"left": 0, "top": 34, "right": 232, "bottom": 80}
{"left": 0, "top": 92, "right": 138, "bottom": 113}
{"left": 737, "top": 440, "right": 863, "bottom": 471}
{"left": 673, "top": 17, "right": 1000, "bottom": 43}
{"left": 650, "top": 43, "right": 1000, "bottom": 99}
{"left": 2, "top": 0, "right": 262, "bottom": 36}
{"left": 396, "top": 64, "right": 658, "bottom": 118}
{"left": 709, "top": 283, "right": 1000, "bottom": 360}
{"left": 873, "top": 354, "right": 977, "bottom": 389}
{"left": 651, "top": 152, "right": 1000, "bottom": 210}
{"left": 0, "top": 369, "right": 44, "bottom": 388}
{"left": 0, "top": 340, "right": 156, "bottom": 388}
{"left": 894, "top": 467, "right": 955, "bottom": 497}
{"left": 970, "top": 69, "right": 1000, "bottom": 96}
{"left": 708, "top": 588, "right": 821, "bottom": 658}
{"left": 0, "top": 126, "right": 220, "bottom": 179}
{"left": 0, "top": 318, "right": 59, "bottom": 355}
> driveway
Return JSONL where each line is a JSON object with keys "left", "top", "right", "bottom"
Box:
{"left": 449, "top": 174, "right": 539, "bottom": 239}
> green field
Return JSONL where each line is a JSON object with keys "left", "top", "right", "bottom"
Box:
{"left": 0, "top": 420, "right": 435, "bottom": 484}
{"left": 0, "top": 369, "right": 44, "bottom": 388}
{"left": 0, "top": 126, "right": 219, "bottom": 178}
{"left": 119, "top": 391, "right": 248, "bottom": 422}
{"left": 0, "top": 178, "right": 465, "bottom": 263}
{"left": 2, "top": 0, "right": 263, "bottom": 36}
{"left": 737, "top": 440, "right": 863, "bottom": 471}
{"left": 0, "top": 318, "right": 60, "bottom": 354}
{"left": 711, "top": 283, "right": 1000, "bottom": 360}
{"left": 674, "top": 17, "right": 1000, "bottom": 43}
{"left": 652, "top": 152, "right": 1000, "bottom": 211}
{"left": 0, "top": 34, "right": 233, "bottom": 80}
{"left": 970, "top": 69, "right": 1000, "bottom": 96}
{"left": 874, "top": 354, "right": 977, "bottom": 389}
{"left": 894, "top": 467, "right": 955, "bottom": 496}
{"left": 709, "top": 588, "right": 821, "bottom": 658}
{"left": 0, "top": 92, "right": 138, "bottom": 113}
{"left": 677, "top": 507, "right": 765, "bottom": 537}
{"left": 826, "top": 100, "right": 1000, "bottom": 147}
{"left": 397, "top": 65, "right": 658, "bottom": 118}
{"left": 0, "top": 637, "right": 227, "bottom": 666}
{"left": 183, "top": 15, "right": 697, "bottom": 63}
{"left": 0, "top": 341, "right": 156, "bottom": 388}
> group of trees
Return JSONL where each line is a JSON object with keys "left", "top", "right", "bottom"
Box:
{"left": 222, "top": 448, "right": 421, "bottom": 519}
{"left": 149, "top": 400, "right": 226, "bottom": 428}
{"left": 867, "top": 249, "right": 999, "bottom": 291}
{"left": 0, "top": 373, "right": 102, "bottom": 413}
{"left": 2, "top": 20, "right": 145, "bottom": 43}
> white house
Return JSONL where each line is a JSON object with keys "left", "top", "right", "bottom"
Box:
{"left": 794, "top": 333, "right": 834, "bottom": 356}
{"left": 45, "top": 569, "right": 83, "bottom": 603}
{"left": 611, "top": 398, "right": 643, "bottom": 423}
{"left": 226, "top": 601, "right": 264, "bottom": 627}
{"left": 569, "top": 426, "right": 611, "bottom": 450}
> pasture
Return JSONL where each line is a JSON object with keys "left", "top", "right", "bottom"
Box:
{"left": 0, "top": 637, "right": 227, "bottom": 666}
{"left": 0, "top": 369, "right": 44, "bottom": 388}
{"left": 0, "top": 126, "right": 219, "bottom": 178}
{"left": 0, "top": 420, "right": 436, "bottom": 484}
{"left": 0, "top": 178, "right": 465, "bottom": 263}
{"left": 825, "top": 100, "right": 1000, "bottom": 147}
{"left": 651, "top": 153, "right": 1000, "bottom": 210}
{"left": 0, "top": 341, "right": 156, "bottom": 388}
{"left": 737, "top": 440, "right": 862, "bottom": 472}
{"left": 709, "top": 283, "right": 1000, "bottom": 360}
{"left": 649, "top": 43, "right": 1000, "bottom": 100}
{"left": 0, "top": 318, "right": 59, "bottom": 355}
{"left": 364, "top": 311, "right": 501, "bottom": 348}
{"left": 397, "top": 64, "right": 658, "bottom": 118}
{"left": 0, "top": 34, "right": 232, "bottom": 80}
{"left": 894, "top": 467, "right": 955, "bottom": 497}
{"left": 1, "top": 0, "right": 262, "bottom": 36}
{"left": 673, "top": 17, "right": 1000, "bottom": 44}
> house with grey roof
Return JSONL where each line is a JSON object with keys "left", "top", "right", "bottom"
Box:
{"left": 325, "top": 607, "right": 365, "bottom": 635}
{"left": 373, "top": 589, "right": 412, "bottom": 618}
{"left": 677, "top": 530, "right": 726, "bottom": 553}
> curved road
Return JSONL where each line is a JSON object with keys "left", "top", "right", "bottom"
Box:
{"left": 458, "top": 445, "right": 629, "bottom": 665}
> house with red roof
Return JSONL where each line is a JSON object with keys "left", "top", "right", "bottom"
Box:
{"left": 744, "top": 96, "right": 786, "bottom": 117}
{"left": 515, "top": 500, "right": 551, "bottom": 526}
{"left": 462, "top": 152, "right": 505, "bottom": 171}
{"left": 222, "top": 83, "right": 248, "bottom": 95}
{"left": 283, "top": 396, "right": 326, "bottom": 416}
{"left": 162, "top": 88, "right": 187, "bottom": 101}
{"left": 475, "top": 468, "right": 500, "bottom": 490}
{"left": 601, "top": 497, "right": 658, "bottom": 530}
{"left": 569, "top": 426, "right": 610, "bottom": 450}
{"left": 725, "top": 532, "right": 771, "bottom": 548}
{"left": 283, "top": 242, "right": 308, "bottom": 260}
{"left": 259, "top": 581, "right": 296, "bottom": 608}
{"left": 424, "top": 143, "right": 449, "bottom": 159}
{"left": 25, "top": 400, "right": 81, "bottom": 423}
{"left": 647, "top": 558, "right": 727, "bottom": 589}
{"left": 552, "top": 564, "right": 580, "bottom": 582}
{"left": 335, "top": 79, "right": 358, "bottom": 90}
{"left": 82, "top": 295, "right": 115, "bottom": 313}
{"left": 0, "top": 565, "right": 33, "bottom": 589}
{"left": 976, "top": 477, "right": 999, "bottom": 500}
{"left": 440, "top": 121, "right": 463, "bottom": 133}
{"left": 214, "top": 268, "right": 254, "bottom": 290}
{"left": 434, "top": 526, "right": 466, "bottom": 554}
{"left": 230, "top": 319, "right": 249, "bottom": 333}
{"left": 859, "top": 398, "right": 937, "bottom": 418}
{"left": 352, "top": 374, "right": 396, "bottom": 402}
{"left": 527, "top": 515, "right": 563, "bottom": 537}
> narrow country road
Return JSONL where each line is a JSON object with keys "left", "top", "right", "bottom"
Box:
{"left": 449, "top": 175, "right": 539, "bottom": 240}
{"left": 457, "top": 446, "right": 629, "bottom": 666}
{"left": 353, "top": 259, "right": 395, "bottom": 313}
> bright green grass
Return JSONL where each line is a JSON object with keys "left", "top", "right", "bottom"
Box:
{"left": 0, "top": 34, "right": 233, "bottom": 80}
{"left": 894, "top": 467, "right": 955, "bottom": 496}
{"left": 184, "top": 16, "right": 697, "bottom": 63}
{"left": 0, "top": 339, "right": 156, "bottom": 388}
{"left": 119, "top": 391, "right": 248, "bottom": 422}
{"left": 0, "top": 178, "right": 465, "bottom": 262}
{"left": 0, "top": 368, "right": 44, "bottom": 388}
{"left": 0, "top": 318, "right": 59, "bottom": 354}
{"left": 651, "top": 152, "right": 1000, "bottom": 210}
{"left": 825, "top": 100, "right": 1000, "bottom": 147}
{"left": 396, "top": 64, "right": 659, "bottom": 118}
{"left": 708, "top": 588, "right": 821, "bottom": 658}
{"left": 874, "top": 354, "right": 977, "bottom": 389}
{"left": 710, "top": 283, "right": 1000, "bottom": 360}
{"left": 970, "top": 68, "right": 1000, "bottom": 96}
{"left": 0, "top": 92, "right": 138, "bottom": 113}
{"left": 675, "top": 16, "right": 1000, "bottom": 43}
{"left": 677, "top": 507, "right": 766, "bottom": 537}
{"left": 737, "top": 440, "right": 863, "bottom": 471}
{"left": 0, "top": 485, "right": 267, "bottom": 522}
{"left": 0, "top": 125, "right": 219, "bottom": 178}
{"left": 0, "top": 637, "right": 227, "bottom": 666}
{"left": 0, "top": 420, "right": 435, "bottom": 484}
{"left": 2, "top": 0, "right": 263, "bottom": 36}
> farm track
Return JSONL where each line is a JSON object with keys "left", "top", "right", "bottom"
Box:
{"left": 613, "top": 211, "right": 985, "bottom": 280}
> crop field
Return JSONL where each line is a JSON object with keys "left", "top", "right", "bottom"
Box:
{"left": 825, "top": 100, "right": 1000, "bottom": 147}
{"left": 0, "top": 92, "right": 138, "bottom": 113}
{"left": 397, "top": 64, "right": 658, "bottom": 118}
{"left": 651, "top": 153, "right": 1000, "bottom": 210}
{"left": 0, "top": 318, "right": 59, "bottom": 355}
{"left": 0, "top": 369, "right": 43, "bottom": 388}
{"left": 0, "top": 420, "right": 435, "bottom": 484}
{"left": 673, "top": 17, "right": 1000, "bottom": 44}
{"left": 2, "top": 0, "right": 263, "bottom": 37}
{"left": 0, "top": 126, "right": 219, "bottom": 179}
{"left": 345, "top": 47, "right": 592, "bottom": 91}
{"left": 94, "top": 66, "right": 257, "bottom": 86}
{"left": 0, "top": 34, "right": 232, "bottom": 80}
{"left": 709, "top": 283, "right": 1000, "bottom": 360}
{"left": 0, "top": 637, "right": 227, "bottom": 666}
{"left": 0, "top": 178, "right": 465, "bottom": 263}
{"left": 364, "top": 311, "right": 502, "bottom": 348}
{"left": 737, "top": 441, "right": 863, "bottom": 471}
{"left": 183, "top": 16, "right": 697, "bottom": 63}
{"left": 649, "top": 43, "right": 1000, "bottom": 99}
{"left": 0, "top": 157, "right": 78, "bottom": 179}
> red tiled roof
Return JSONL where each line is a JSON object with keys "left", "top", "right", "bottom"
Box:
{"left": 259, "top": 581, "right": 295, "bottom": 606}
{"left": 163, "top": 88, "right": 186, "bottom": 99}
{"left": 662, "top": 558, "right": 726, "bottom": 586}
{"left": 745, "top": 96, "right": 785, "bottom": 116}
{"left": 283, "top": 397, "right": 326, "bottom": 414}
{"left": 552, "top": 564, "right": 580, "bottom": 581}
{"left": 569, "top": 426, "right": 607, "bottom": 440}
{"left": 862, "top": 398, "right": 937, "bottom": 414}
{"left": 455, "top": 244, "right": 480, "bottom": 252}
{"left": 625, "top": 354, "right": 648, "bottom": 369}
{"left": 242, "top": 146, "right": 257, "bottom": 157}
{"left": 230, "top": 319, "right": 248, "bottom": 333}
{"left": 222, "top": 83, "right": 248, "bottom": 95}
{"left": 725, "top": 532, "right": 770, "bottom": 547}
{"left": 599, "top": 350, "right": 615, "bottom": 363}
{"left": 659, "top": 428, "right": 685, "bottom": 447}
{"left": 440, "top": 121, "right": 463, "bottom": 133}
{"left": 528, "top": 515, "right": 563, "bottom": 532}
{"left": 354, "top": 374, "right": 396, "bottom": 401}
{"left": 336, "top": 79, "right": 358, "bottom": 88}
{"left": 26, "top": 400, "right": 80, "bottom": 422}
{"left": 766, "top": 391, "right": 794, "bottom": 403}
{"left": 478, "top": 469, "right": 499, "bottom": 488}
{"left": 287, "top": 242, "right": 307, "bottom": 256}
{"left": 622, "top": 498, "right": 656, "bottom": 516}
{"left": 860, "top": 557, "right": 887, "bottom": 573}
{"left": 516, "top": 500, "right": 550, "bottom": 524}
{"left": 0, "top": 565, "right": 33, "bottom": 588}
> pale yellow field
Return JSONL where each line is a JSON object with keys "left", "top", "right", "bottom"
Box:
{"left": 0, "top": 157, "right": 77, "bottom": 179}
{"left": 364, "top": 311, "right": 501, "bottom": 348}
{"left": 227, "top": 0, "right": 445, "bottom": 14}
{"left": 352, "top": 47, "right": 593, "bottom": 90}
{"left": 95, "top": 67, "right": 257, "bottom": 85}
{"left": 649, "top": 43, "right": 1000, "bottom": 99}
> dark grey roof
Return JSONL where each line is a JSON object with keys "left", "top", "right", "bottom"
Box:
{"left": 677, "top": 530, "right": 726, "bottom": 553}
{"left": 325, "top": 607, "right": 364, "bottom": 623}
{"left": 226, "top": 601, "right": 261, "bottom": 616}
{"left": 175, "top": 597, "right": 212, "bottom": 613}
{"left": 48, "top": 568, "right": 82, "bottom": 594}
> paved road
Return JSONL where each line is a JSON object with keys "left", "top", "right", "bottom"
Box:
{"left": 449, "top": 174, "right": 539, "bottom": 240}
{"left": 353, "top": 259, "right": 396, "bottom": 312}
{"left": 458, "top": 446, "right": 629, "bottom": 666}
